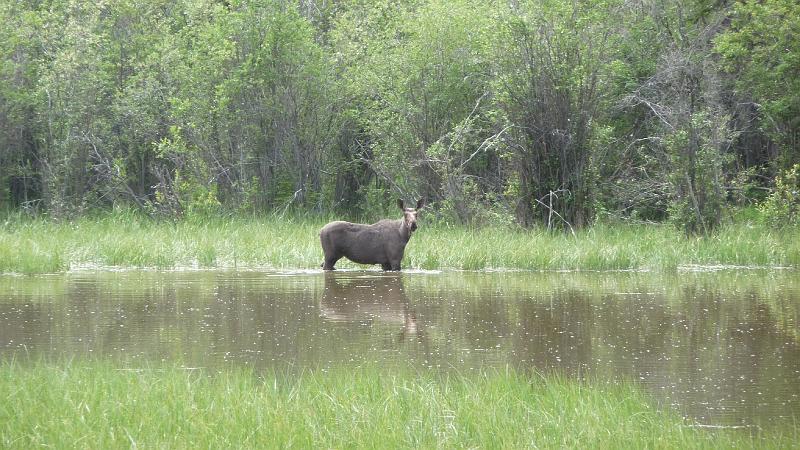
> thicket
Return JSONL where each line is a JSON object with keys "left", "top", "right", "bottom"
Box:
{"left": 1, "top": 0, "right": 798, "bottom": 232}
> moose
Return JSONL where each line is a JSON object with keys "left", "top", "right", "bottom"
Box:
{"left": 320, "top": 199, "right": 425, "bottom": 271}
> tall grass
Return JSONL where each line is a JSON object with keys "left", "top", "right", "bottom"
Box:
{"left": 0, "top": 212, "right": 798, "bottom": 273}
{"left": 409, "top": 221, "right": 800, "bottom": 271}
{"left": 0, "top": 360, "right": 793, "bottom": 449}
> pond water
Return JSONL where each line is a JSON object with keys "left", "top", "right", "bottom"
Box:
{"left": 1, "top": 269, "right": 798, "bottom": 427}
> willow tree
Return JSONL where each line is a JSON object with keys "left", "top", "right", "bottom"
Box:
{"left": 493, "top": 0, "right": 619, "bottom": 229}
{"left": 330, "top": 0, "right": 498, "bottom": 222}
{"left": 716, "top": 0, "right": 800, "bottom": 171}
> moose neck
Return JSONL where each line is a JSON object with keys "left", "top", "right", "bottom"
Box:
{"left": 398, "top": 220, "right": 412, "bottom": 243}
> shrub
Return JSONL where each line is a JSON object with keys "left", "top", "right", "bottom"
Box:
{"left": 761, "top": 164, "right": 800, "bottom": 227}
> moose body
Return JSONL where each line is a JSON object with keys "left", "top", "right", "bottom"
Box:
{"left": 320, "top": 199, "right": 424, "bottom": 271}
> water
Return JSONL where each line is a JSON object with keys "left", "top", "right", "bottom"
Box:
{"left": 1, "top": 269, "right": 798, "bottom": 427}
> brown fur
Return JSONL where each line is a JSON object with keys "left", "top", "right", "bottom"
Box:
{"left": 320, "top": 199, "right": 424, "bottom": 271}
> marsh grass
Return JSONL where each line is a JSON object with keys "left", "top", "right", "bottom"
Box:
{"left": 0, "top": 360, "right": 793, "bottom": 449}
{"left": 0, "top": 212, "right": 798, "bottom": 273}
{"left": 408, "top": 221, "right": 799, "bottom": 272}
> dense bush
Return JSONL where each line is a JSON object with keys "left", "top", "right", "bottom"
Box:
{"left": 761, "top": 164, "right": 800, "bottom": 227}
{"left": 1, "top": 0, "right": 797, "bottom": 232}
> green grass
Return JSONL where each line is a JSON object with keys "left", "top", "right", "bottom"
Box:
{"left": 0, "top": 213, "right": 798, "bottom": 273}
{"left": 0, "top": 360, "right": 794, "bottom": 449}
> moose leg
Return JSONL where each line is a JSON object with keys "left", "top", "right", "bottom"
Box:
{"left": 322, "top": 256, "right": 339, "bottom": 271}
{"left": 381, "top": 262, "right": 392, "bottom": 271}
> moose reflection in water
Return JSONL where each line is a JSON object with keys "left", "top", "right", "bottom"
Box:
{"left": 320, "top": 199, "right": 424, "bottom": 271}
{"left": 319, "top": 272, "right": 423, "bottom": 344}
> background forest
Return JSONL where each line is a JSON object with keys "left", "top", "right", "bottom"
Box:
{"left": 1, "top": 0, "right": 798, "bottom": 232}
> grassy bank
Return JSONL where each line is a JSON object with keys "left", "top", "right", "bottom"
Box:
{"left": 1, "top": 213, "right": 798, "bottom": 273}
{"left": 1, "top": 361, "right": 793, "bottom": 449}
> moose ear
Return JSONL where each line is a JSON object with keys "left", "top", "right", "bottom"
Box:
{"left": 397, "top": 199, "right": 405, "bottom": 210}
{"left": 416, "top": 198, "right": 425, "bottom": 210}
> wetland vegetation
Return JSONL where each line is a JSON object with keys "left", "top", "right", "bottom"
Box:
{"left": 1, "top": 361, "right": 796, "bottom": 449}
{"left": 3, "top": 0, "right": 800, "bottom": 446}
{"left": 1, "top": 212, "right": 798, "bottom": 274}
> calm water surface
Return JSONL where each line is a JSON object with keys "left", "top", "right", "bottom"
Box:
{"left": 1, "top": 269, "right": 798, "bottom": 427}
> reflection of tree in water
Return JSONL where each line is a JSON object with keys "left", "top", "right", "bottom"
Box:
{"left": 513, "top": 292, "right": 594, "bottom": 376}
{"left": 510, "top": 284, "right": 800, "bottom": 426}
{"left": 0, "top": 273, "right": 326, "bottom": 367}
{"left": 657, "top": 283, "right": 800, "bottom": 426}
{"left": 0, "top": 301, "right": 51, "bottom": 353}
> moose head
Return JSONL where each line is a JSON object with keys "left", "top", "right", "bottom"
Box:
{"left": 398, "top": 198, "right": 425, "bottom": 233}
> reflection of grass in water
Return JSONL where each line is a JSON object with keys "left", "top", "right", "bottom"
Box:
{"left": 400, "top": 270, "right": 800, "bottom": 353}
{"left": 402, "top": 269, "right": 800, "bottom": 301}
{"left": 0, "top": 213, "right": 798, "bottom": 273}
{"left": 1, "top": 360, "right": 793, "bottom": 448}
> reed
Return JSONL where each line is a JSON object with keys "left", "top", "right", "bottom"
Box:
{"left": 409, "top": 221, "right": 799, "bottom": 271}
{"left": 0, "top": 213, "right": 798, "bottom": 273}
{"left": 1, "top": 360, "right": 793, "bottom": 449}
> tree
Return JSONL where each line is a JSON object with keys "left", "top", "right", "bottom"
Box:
{"left": 493, "top": 0, "right": 618, "bottom": 229}
{"left": 621, "top": 0, "right": 731, "bottom": 234}
{"left": 151, "top": 0, "right": 343, "bottom": 214}
{"left": 716, "top": 0, "right": 800, "bottom": 169}
{"left": 331, "top": 0, "right": 498, "bottom": 222}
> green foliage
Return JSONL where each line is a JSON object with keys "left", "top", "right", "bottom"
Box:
{"left": 491, "top": 0, "right": 622, "bottom": 228}
{"left": 761, "top": 164, "right": 800, "bottom": 227}
{"left": 715, "top": 0, "right": 800, "bottom": 164}
{"left": 1, "top": 215, "right": 797, "bottom": 274}
{"left": 665, "top": 112, "right": 730, "bottom": 235}
{"left": 332, "top": 0, "right": 496, "bottom": 215}
{"left": 0, "top": 0, "right": 797, "bottom": 230}
{"left": 149, "top": 131, "right": 222, "bottom": 218}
